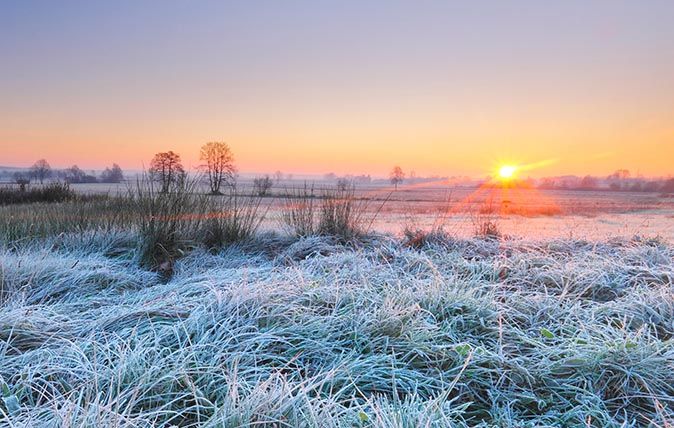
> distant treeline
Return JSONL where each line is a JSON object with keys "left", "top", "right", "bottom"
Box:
{"left": 537, "top": 169, "right": 674, "bottom": 193}
{"left": 0, "top": 160, "right": 124, "bottom": 185}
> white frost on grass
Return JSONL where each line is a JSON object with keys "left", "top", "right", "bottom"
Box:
{"left": 0, "top": 234, "right": 673, "bottom": 426}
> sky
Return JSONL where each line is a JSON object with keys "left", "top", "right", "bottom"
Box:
{"left": 1, "top": 1, "right": 673, "bottom": 178}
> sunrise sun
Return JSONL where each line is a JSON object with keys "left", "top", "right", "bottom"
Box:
{"left": 498, "top": 165, "right": 518, "bottom": 180}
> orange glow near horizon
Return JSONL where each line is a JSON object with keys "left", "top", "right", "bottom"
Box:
{"left": 2, "top": 3, "right": 673, "bottom": 178}
{"left": 2, "top": 134, "right": 673, "bottom": 179}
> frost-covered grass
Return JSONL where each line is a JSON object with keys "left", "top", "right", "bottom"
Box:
{"left": 1, "top": 232, "right": 673, "bottom": 427}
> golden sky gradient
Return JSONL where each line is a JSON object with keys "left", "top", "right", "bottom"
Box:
{"left": 1, "top": 1, "right": 673, "bottom": 177}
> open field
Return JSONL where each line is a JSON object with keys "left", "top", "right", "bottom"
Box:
{"left": 60, "top": 181, "right": 674, "bottom": 241}
{"left": 0, "top": 183, "right": 673, "bottom": 427}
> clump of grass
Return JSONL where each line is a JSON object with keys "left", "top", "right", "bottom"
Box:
{"left": 0, "top": 177, "right": 269, "bottom": 274}
{"left": 402, "top": 226, "right": 453, "bottom": 249}
{"left": 200, "top": 189, "right": 266, "bottom": 250}
{"left": 401, "top": 192, "right": 456, "bottom": 248}
{"left": 0, "top": 182, "right": 75, "bottom": 205}
{"left": 129, "top": 175, "right": 208, "bottom": 275}
{"left": 281, "top": 182, "right": 317, "bottom": 237}
{"left": 317, "top": 185, "right": 385, "bottom": 241}
{"left": 317, "top": 187, "right": 364, "bottom": 240}
{"left": 472, "top": 200, "right": 501, "bottom": 239}
{"left": 473, "top": 216, "right": 501, "bottom": 238}
{"left": 281, "top": 183, "right": 387, "bottom": 241}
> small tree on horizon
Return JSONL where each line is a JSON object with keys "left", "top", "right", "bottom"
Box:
{"left": 149, "top": 151, "right": 185, "bottom": 193}
{"left": 14, "top": 172, "right": 30, "bottom": 192}
{"left": 274, "top": 170, "right": 284, "bottom": 183}
{"left": 64, "top": 165, "right": 87, "bottom": 183}
{"left": 199, "top": 142, "right": 236, "bottom": 194}
{"left": 389, "top": 165, "right": 405, "bottom": 190}
{"left": 30, "top": 159, "right": 52, "bottom": 184}
{"left": 253, "top": 175, "right": 273, "bottom": 196}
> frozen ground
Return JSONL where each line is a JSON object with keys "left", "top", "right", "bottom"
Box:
{"left": 1, "top": 232, "right": 673, "bottom": 426}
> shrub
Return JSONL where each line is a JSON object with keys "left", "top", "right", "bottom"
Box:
{"left": 13, "top": 173, "right": 30, "bottom": 192}
{"left": 253, "top": 175, "right": 273, "bottom": 196}
{"left": 336, "top": 178, "right": 352, "bottom": 192}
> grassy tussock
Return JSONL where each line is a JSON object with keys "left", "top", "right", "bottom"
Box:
{"left": 200, "top": 190, "right": 266, "bottom": 250}
{"left": 282, "top": 184, "right": 383, "bottom": 241}
{"left": 317, "top": 186, "right": 369, "bottom": 240}
{"left": 0, "top": 234, "right": 673, "bottom": 426}
{"left": 471, "top": 202, "right": 502, "bottom": 239}
{"left": 130, "top": 179, "right": 267, "bottom": 273}
{"left": 281, "top": 183, "right": 317, "bottom": 237}
{"left": 129, "top": 177, "right": 209, "bottom": 272}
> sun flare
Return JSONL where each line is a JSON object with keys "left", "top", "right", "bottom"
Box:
{"left": 498, "top": 165, "right": 518, "bottom": 180}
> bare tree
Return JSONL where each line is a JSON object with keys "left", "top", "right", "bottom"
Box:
{"left": 199, "top": 142, "right": 236, "bottom": 194}
{"left": 149, "top": 151, "right": 185, "bottom": 193}
{"left": 274, "top": 170, "right": 284, "bottom": 183}
{"left": 14, "top": 172, "right": 30, "bottom": 192}
{"left": 389, "top": 165, "right": 405, "bottom": 190}
{"left": 65, "top": 165, "right": 86, "bottom": 183}
{"left": 253, "top": 175, "right": 273, "bottom": 196}
{"left": 30, "top": 159, "right": 52, "bottom": 184}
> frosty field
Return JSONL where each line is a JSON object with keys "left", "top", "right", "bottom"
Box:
{"left": 0, "top": 181, "right": 673, "bottom": 427}
{"left": 1, "top": 195, "right": 674, "bottom": 426}
{"left": 67, "top": 181, "right": 674, "bottom": 241}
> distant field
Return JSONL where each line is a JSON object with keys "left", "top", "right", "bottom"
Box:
{"left": 34, "top": 181, "right": 674, "bottom": 241}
